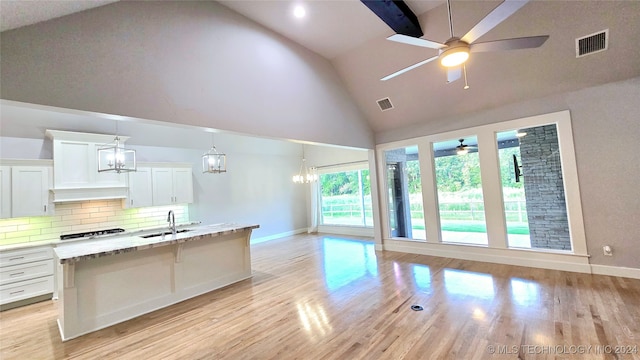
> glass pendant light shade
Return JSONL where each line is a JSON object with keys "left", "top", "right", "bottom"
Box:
{"left": 97, "top": 136, "right": 136, "bottom": 173}
{"left": 202, "top": 146, "right": 227, "bottom": 173}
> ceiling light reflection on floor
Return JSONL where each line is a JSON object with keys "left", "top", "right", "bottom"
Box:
{"left": 296, "top": 301, "right": 332, "bottom": 338}
{"left": 472, "top": 307, "right": 486, "bottom": 321}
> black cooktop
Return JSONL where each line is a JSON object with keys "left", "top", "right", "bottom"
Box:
{"left": 60, "top": 228, "right": 125, "bottom": 240}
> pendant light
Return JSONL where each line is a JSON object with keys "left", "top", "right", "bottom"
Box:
{"left": 97, "top": 121, "right": 136, "bottom": 173}
{"left": 202, "top": 132, "right": 226, "bottom": 174}
{"left": 293, "top": 144, "right": 317, "bottom": 183}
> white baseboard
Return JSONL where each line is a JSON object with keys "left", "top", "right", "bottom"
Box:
{"left": 317, "top": 225, "right": 374, "bottom": 238}
{"left": 250, "top": 228, "right": 307, "bottom": 244}
{"left": 383, "top": 239, "right": 592, "bottom": 274}
{"left": 590, "top": 264, "right": 640, "bottom": 279}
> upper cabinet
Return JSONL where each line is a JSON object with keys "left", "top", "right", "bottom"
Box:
{"left": 0, "top": 166, "right": 12, "bottom": 218}
{"left": 45, "top": 130, "right": 129, "bottom": 202}
{"left": 127, "top": 164, "right": 193, "bottom": 208}
{"left": 126, "top": 167, "right": 153, "bottom": 209}
{"left": 151, "top": 165, "right": 193, "bottom": 206}
{"left": 0, "top": 160, "right": 53, "bottom": 219}
{"left": 11, "top": 166, "right": 50, "bottom": 217}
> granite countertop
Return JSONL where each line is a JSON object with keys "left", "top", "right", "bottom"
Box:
{"left": 53, "top": 223, "right": 259, "bottom": 264}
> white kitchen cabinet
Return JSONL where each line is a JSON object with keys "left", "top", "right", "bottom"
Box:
{"left": 11, "top": 166, "right": 50, "bottom": 217}
{"left": 0, "top": 166, "right": 10, "bottom": 218}
{"left": 151, "top": 166, "right": 193, "bottom": 206}
{"left": 0, "top": 246, "right": 54, "bottom": 308}
{"left": 46, "top": 130, "right": 129, "bottom": 202}
{"left": 126, "top": 167, "right": 153, "bottom": 208}
{"left": 172, "top": 167, "right": 194, "bottom": 204}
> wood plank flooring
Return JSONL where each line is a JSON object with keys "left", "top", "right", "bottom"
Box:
{"left": 1, "top": 233, "right": 639, "bottom": 359}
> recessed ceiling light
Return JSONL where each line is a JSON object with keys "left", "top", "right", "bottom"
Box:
{"left": 293, "top": 5, "right": 306, "bottom": 18}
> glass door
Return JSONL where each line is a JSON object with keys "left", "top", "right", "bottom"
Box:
{"left": 384, "top": 146, "right": 425, "bottom": 240}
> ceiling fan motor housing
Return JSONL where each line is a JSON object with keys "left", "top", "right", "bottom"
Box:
{"left": 439, "top": 38, "right": 471, "bottom": 67}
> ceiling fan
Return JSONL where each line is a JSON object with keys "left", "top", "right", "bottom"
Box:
{"left": 381, "top": 0, "right": 549, "bottom": 85}
{"left": 456, "top": 138, "right": 477, "bottom": 155}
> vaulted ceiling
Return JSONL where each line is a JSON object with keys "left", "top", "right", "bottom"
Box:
{"left": 2, "top": 0, "right": 640, "bottom": 136}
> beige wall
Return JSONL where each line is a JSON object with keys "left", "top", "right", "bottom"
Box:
{"left": 376, "top": 77, "right": 640, "bottom": 269}
{"left": 0, "top": 1, "right": 373, "bottom": 149}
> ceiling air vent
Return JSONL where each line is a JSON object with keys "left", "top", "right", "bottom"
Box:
{"left": 376, "top": 97, "right": 394, "bottom": 112}
{"left": 576, "top": 29, "right": 608, "bottom": 58}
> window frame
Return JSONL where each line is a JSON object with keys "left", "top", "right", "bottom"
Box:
{"left": 376, "top": 110, "right": 587, "bottom": 257}
{"left": 317, "top": 162, "right": 373, "bottom": 230}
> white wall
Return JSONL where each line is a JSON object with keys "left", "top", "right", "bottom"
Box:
{"left": 376, "top": 77, "right": 640, "bottom": 270}
{"left": 0, "top": 1, "right": 373, "bottom": 149}
{"left": 304, "top": 144, "right": 369, "bottom": 168}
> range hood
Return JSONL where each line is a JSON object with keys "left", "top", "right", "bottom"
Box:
{"left": 49, "top": 187, "right": 128, "bottom": 203}
{"left": 46, "top": 130, "right": 131, "bottom": 203}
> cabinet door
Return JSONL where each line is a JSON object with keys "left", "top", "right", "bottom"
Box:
{"left": 127, "top": 167, "right": 153, "bottom": 208}
{"left": 172, "top": 168, "right": 193, "bottom": 204}
{"left": 11, "top": 166, "right": 49, "bottom": 217}
{"left": 54, "top": 140, "right": 91, "bottom": 188}
{"left": 0, "top": 166, "right": 11, "bottom": 218}
{"left": 151, "top": 168, "right": 173, "bottom": 206}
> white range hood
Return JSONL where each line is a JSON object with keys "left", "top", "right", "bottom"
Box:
{"left": 46, "top": 130, "right": 131, "bottom": 203}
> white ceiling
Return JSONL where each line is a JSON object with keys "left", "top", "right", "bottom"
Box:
{"left": 1, "top": 0, "right": 639, "bottom": 137}
{"left": 218, "top": 0, "right": 443, "bottom": 59}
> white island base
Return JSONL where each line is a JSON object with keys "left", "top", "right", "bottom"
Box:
{"left": 55, "top": 226, "right": 255, "bottom": 341}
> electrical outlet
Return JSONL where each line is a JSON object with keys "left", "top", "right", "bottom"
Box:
{"left": 603, "top": 245, "right": 613, "bottom": 256}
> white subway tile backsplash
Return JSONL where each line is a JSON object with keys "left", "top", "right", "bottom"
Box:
{"left": 0, "top": 199, "right": 190, "bottom": 246}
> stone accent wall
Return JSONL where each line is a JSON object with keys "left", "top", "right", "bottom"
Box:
{"left": 519, "top": 124, "right": 571, "bottom": 250}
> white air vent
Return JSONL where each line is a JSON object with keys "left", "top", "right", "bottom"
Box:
{"left": 576, "top": 29, "right": 608, "bottom": 58}
{"left": 376, "top": 97, "right": 394, "bottom": 111}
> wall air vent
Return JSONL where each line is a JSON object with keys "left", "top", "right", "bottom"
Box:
{"left": 376, "top": 97, "right": 394, "bottom": 112}
{"left": 576, "top": 29, "right": 608, "bottom": 58}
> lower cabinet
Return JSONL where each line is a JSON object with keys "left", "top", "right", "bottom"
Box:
{"left": 0, "top": 246, "right": 54, "bottom": 309}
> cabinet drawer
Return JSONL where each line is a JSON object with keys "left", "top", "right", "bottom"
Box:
{"left": 0, "top": 246, "right": 52, "bottom": 267}
{"left": 0, "top": 275, "right": 54, "bottom": 305}
{"left": 0, "top": 259, "right": 53, "bottom": 286}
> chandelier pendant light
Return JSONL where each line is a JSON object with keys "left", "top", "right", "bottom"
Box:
{"left": 293, "top": 145, "right": 317, "bottom": 184}
{"left": 97, "top": 122, "right": 136, "bottom": 173}
{"left": 202, "top": 132, "right": 227, "bottom": 174}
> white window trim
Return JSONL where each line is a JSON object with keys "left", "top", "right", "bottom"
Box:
{"left": 317, "top": 162, "right": 374, "bottom": 233}
{"left": 375, "top": 110, "right": 589, "bottom": 273}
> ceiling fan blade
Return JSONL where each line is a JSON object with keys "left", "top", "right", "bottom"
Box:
{"left": 460, "top": 0, "right": 529, "bottom": 45}
{"left": 387, "top": 34, "right": 446, "bottom": 49}
{"left": 381, "top": 55, "right": 439, "bottom": 81}
{"left": 470, "top": 35, "right": 549, "bottom": 52}
{"left": 447, "top": 66, "right": 461, "bottom": 83}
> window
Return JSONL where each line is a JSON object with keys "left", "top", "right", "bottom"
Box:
{"left": 319, "top": 165, "right": 372, "bottom": 227}
{"left": 383, "top": 146, "right": 425, "bottom": 240}
{"left": 433, "top": 136, "right": 488, "bottom": 245}
{"left": 376, "top": 110, "right": 587, "bottom": 260}
{"left": 497, "top": 125, "right": 572, "bottom": 250}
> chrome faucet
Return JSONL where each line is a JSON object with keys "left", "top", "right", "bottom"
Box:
{"left": 167, "top": 210, "right": 176, "bottom": 235}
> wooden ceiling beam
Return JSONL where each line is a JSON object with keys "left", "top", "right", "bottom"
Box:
{"left": 361, "top": 0, "right": 423, "bottom": 38}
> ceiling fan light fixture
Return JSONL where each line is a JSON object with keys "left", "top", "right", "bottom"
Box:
{"left": 456, "top": 148, "right": 469, "bottom": 156}
{"left": 440, "top": 41, "right": 470, "bottom": 67}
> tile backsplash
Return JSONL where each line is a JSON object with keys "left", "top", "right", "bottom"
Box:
{"left": 0, "top": 200, "right": 189, "bottom": 246}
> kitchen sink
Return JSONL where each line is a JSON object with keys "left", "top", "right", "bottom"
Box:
{"left": 140, "top": 229, "right": 191, "bottom": 238}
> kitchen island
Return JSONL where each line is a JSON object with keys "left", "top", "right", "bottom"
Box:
{"left": 54, "top": 223, "right": 259, "bottom": 341}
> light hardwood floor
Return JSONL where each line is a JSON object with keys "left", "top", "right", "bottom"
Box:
{"left": 1, "top": 234, "right": 639, "bottom": 359}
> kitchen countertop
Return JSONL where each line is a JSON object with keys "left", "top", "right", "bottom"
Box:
{"left": 53, "top": 223, "right": 259, "bottom": 264}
